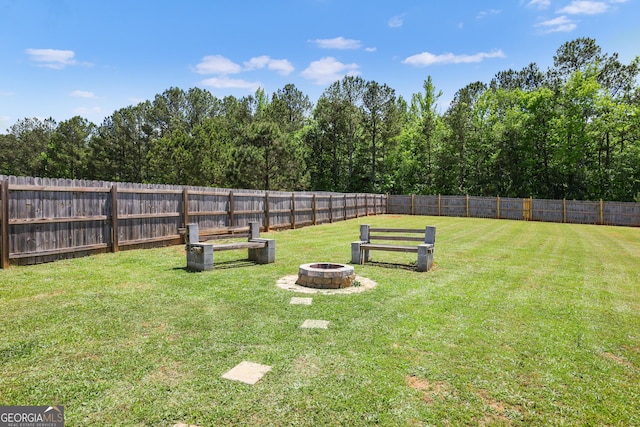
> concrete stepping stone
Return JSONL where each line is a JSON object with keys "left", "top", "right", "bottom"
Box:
{"left": 222, "top": 361, "right": 272, "bottom": 385}
{"left": 290, "top": 297, "right": 313, "bottom": 305}
{"left": 300, "top": 319, "right": 330, "bottom": 329}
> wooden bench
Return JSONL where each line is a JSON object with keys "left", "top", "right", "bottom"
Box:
{"left": 351, "top": 224, "right": 436, "bottom": 272}
{"left": 185, "top": 222, "right": 275, "bottom": 271}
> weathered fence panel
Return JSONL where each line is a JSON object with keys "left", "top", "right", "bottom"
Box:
{"left": 469, "top": 196, "right": 497, "bottom": 219}
{"left": 604, "top": 201, "right": 640, "bottom": 226}
{"left": 413, "top": 195, "right": 439, "bottom": 216}
{"left": 0, "top": 175, "right": 387, "bottom": 267}
{"left": 532, "top": 199, "right": 565, "bottom": 223}
{"left": 565, "top": 200, "right": 600, "bottom": 224}
{"left": 386, "top": 194, "right": 640, "bottom": 227}
{"left": 498, "top": 197, "right": 524, "bottom": 221}
{"left": 388, "top": 195, "right": 411, "bottom": 215}
{"left": 440, "top": 196, "right": 467, "bottom": 217}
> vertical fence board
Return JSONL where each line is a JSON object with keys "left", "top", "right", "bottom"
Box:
{"left": 1, "top": 179, "right": 9, "bottom": 268}
{"left": 111, "top": 185, "right": 119, "bottom": 252}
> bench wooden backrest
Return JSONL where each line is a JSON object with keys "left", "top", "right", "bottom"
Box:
{"left": 186, "top": 221, "right": 261, "bottom": 243}
{"left": 360, "top": 224, "right": 436, "bottom": 245}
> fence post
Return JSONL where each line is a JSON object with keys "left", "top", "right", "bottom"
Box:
{"left": 264, "top": 191, "right": 270, "bottom": 231}
{"left": 344, "top": 194, "right": 347, "bottom": 220}
{"left": 563, "top": 198, "right": 567, "bottom": 223}
{"left": 438, "top": 194, "right": 441, "bottom": 216}
{"left": 365, "top": 194, "right": 369, "bottom": 216}
{"left": 386, "top": 193, "right": 389, "bottom": 214}
{"left": 312, "top": 194, "right": 317, "bottom": 225}
{"left": 182, "top": 188, "right": 189, "bottom": 227}
{"left": 329, "top": 195, "right": 333, "bottom": 223}
{"left": 530, "top": 197, "right": 534, "bottom": 221}
{"left": 600, "top": 199, "right": 604, "bottom": 225}
{"left": 1, "top": 179, "right": 9, "bottom": 268}
{"left": 291, "top": 192, "right": 296, "bottom": 229}
{"left": 111, "top": 185, "right": 119, "bottom": 252}
{"left": 466, "top": 195, "right": 470, "bottom": 217}
{"left": 355, "top": 194, "right": 359, "bottom": 218}
{"left": 411, "top": 194, "right": 415, "bottom": 216}
{"left": 497, "top": 196, "right": 501, "bottom": 219}
{"left": 229, "top": 191, "right": 235, "bottom": 228}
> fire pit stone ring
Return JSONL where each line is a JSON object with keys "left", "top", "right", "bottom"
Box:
{"left": 296, "top": 262, "right": 356, "bottom": 289}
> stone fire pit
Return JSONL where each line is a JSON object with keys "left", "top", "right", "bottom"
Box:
{"left": 296, "top": 262, "right": 356, "bottom": 289}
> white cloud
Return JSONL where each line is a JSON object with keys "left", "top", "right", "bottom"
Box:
{"left": 195, "top": 55, "right": 242, "bottom": 75}
{"left": 200, "top": 77, "right": 262, "bottom": 91}
{"left": 527, "top": 0, "right": 551, "bottom": 8}
{"left": 477, "top": 9, "right": 502, "bottom": 19}
{"left": 557, "top": 0, "right": 609, "bottom": 14}
{"left": 70, "top": 90, "right": 95, "bottom": 98}
{"left": 535, "top": 15, "right": 577, "bottom": 32}
{"left": 26, "top": 48, "right": 77, "bottom": 69}
{"left": 310, "top": 37, "right": 362, "bottom": 50}
{"left": 243, "top": 56, "right": 294, "bottom": 75}
{"left": 74, "top": 106, "right": 102, "bottom": 115}
{"left": 403, "top": 49, "right": 506, "bottom": 67}
{"left": 365, "top": 47, "right": 377, "bottom": 53}
{"left": 388, "top": 15, "right": 404, "bottom": 28}
{"left": 267, "top": 59, "right": 295, "bottom": 75}
{"left": 301, "top": 57, "right": 360, "bottom": 85}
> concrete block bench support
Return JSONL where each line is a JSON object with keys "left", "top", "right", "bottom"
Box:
{"left": 351, "top": 224, "right": 436, "bottom": 272}
{"left": 185, "top": 222, "right": 275, "bottom": 271}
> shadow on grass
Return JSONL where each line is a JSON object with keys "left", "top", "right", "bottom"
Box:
{"left": 362, "top": 261, "right": 418, "bottom": 271}
{"left": 172, "top": 259, "right": 261, "bottom": 272}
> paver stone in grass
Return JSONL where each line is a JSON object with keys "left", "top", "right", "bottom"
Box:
{"left": 290, "top": 297, "right": 313, "bottom": 305}
{"left": 222, "top": 361, "right": 272, "bottom": 385}
{"left": 300, "top": 319, "right": 330, "bottom": 329}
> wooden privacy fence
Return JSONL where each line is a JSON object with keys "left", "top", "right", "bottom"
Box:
{"left": 0, "top": 176, "right": 386, "bottom": 267}
{"left": 387, "top": 194, "right": 640, "bottom": 227}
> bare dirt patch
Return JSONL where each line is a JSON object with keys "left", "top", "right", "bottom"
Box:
{"left": 405, "top": 376, "right": 453, "bottom": 403}
{"left": 473, "top": 388, "right": 521, "bottom": 426}
{"left": 602, "top": 352, "right": 634, "bottom": 368}
{"left": 146, "top": 358, "right": 186, "bottom": 386}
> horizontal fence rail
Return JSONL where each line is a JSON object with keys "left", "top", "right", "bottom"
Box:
{"left": 0, "top": 175, "right": 386, "bottom": 267}
{"left": 387, "top": 194, "right": 640, "bottom": 227}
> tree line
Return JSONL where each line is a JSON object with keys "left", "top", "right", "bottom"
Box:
{"left": 1, "top": 38, "right": 639, "bottom": 201}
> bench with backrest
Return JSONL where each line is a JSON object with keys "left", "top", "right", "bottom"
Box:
{"left": 351, "top": 224, "right": 436, "bottom": 272}
{"left": 185, "top": 222, "right": 275, "bottom": 271}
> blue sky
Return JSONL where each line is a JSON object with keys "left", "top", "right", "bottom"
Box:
{"left": 1, "top": 0, "right": 638, "bottom": 131}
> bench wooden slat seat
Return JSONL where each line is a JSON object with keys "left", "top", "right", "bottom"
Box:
{"left": 359, "top": 243, "right": 430, "bottom": 253}
{"left": 209, "top": 241, "right": 267, "bottom": 251}
{"left": 185, "top": 222, "right": 275, "bottom": 271}
{"left": 351, "top": 224, "right": 436, "bottom": 272}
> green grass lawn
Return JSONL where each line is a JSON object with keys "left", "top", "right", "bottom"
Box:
{"left": 1, "top": 215, "right": 639, "bottom": 426}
